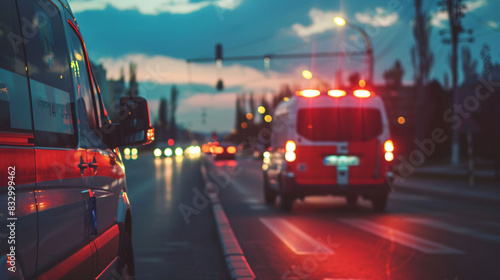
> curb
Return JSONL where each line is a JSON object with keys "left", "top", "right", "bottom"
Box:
{"left": 200, "top": 161, "right": 256, "bottom": 280}
{"left": 409, "top": 171, "right": 499, "bottom": 186}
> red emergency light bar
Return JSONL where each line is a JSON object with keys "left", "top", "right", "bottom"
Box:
{"left": 296, "top": 89, "right": 374, "bottom": 98}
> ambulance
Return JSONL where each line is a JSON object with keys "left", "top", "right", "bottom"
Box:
{"left": 0, "top": 0, "right": 153, "bottom": 278}
{"left": 262, "top": 88, "right": 394, "bottom": 211}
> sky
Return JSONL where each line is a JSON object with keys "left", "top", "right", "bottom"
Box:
{"left": 69, "top": 0, "right": 500, "bottom": 133}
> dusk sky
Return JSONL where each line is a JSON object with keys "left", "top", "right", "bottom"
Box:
{"left": 69, "top": 0, "right": 500, "bottom": 133}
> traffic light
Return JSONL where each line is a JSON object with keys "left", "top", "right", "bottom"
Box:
{"left": 216, "top": 79, "right": 224, "bottom": 91}
{"left": 215, "top": 44, "right": 223, "bottom": 61}
{"left": 215, "top": 44, "right": 223, "bottom": 91}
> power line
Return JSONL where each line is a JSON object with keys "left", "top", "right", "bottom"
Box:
{"left": 187, "top": 50, "right": 365, "bottom": 63}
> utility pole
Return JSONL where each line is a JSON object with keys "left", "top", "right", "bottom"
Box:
{"left": 201, "top": 107, "right": 207, "bottom": 125}
{"left": 439, "top": 0, "right": 473, "bottom": 165}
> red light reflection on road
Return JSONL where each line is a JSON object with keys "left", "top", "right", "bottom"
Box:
{"left": 214, "top": 160, "right": 237, "bottom": 167}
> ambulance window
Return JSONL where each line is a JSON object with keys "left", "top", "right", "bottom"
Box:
{"left": 18, "top": 0, "right": 78, "bottom": 148}
{"left": 68, "top": 28, "right": 97, "bottom": 129}
{"left": 19, "top": 0, "right": 72, "bottom": 93}
{"left": 297, "top": 108, "right": 383, "bottom": 142}
{"left": 0, "top": 0, "right": 33, "bottom": 133}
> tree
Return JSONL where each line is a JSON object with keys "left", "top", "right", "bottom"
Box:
{"left": 477, "top": 44, "right": 500, "bottom": 178}
{"left": 461, "top": 46, "right": 478, "bottom": 86}
{"left": 348, "top": 72, "right": 360, "bottom": 88}
{"left": 158, "top": 98, "right": 168, "bottom": 127}
{"left": 235, "top": 95, "right": 244, "bottom": 132}
{"left": 411, "top": 0, "right": 433, "bottom": 86}
{"left": 383, "top": 60, "right": 405, "bottom": 88}
{"left": 127, "top": 62, "right": 138, "bottom": 96}
{"left": 248, "top": 93, "right": 256, "bottom": 127}
{"left": 480, "top": 44, "right": 492, "bottom": 76}
{"left": 272, "top": 85, "right": 292, "bottom": 109}
{"left": 169, "top": 85, "right": 179, "bottom": 140}
{"left": 157, "top": 98, "right": 168, "bottom": 141}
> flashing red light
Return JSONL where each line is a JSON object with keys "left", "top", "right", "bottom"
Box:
{"left": 297, "top": 89, "right": 320, "bottom": 98}
{"left": 168, "top": 139, "right": 174, "bottom": 146}
{"left": 327, "top": 90, "right": 346, "bottom": 97}
{"left": 353, "top": 89, "right": 372, "bottom": 98}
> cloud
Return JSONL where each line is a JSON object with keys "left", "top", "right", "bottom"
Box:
{"left": 355, "top": 7, "right": 399, "bottom": 27}
{"left": 97, "top": 54, "right": 304, "bottom": 92}
{"left": 465, "top": 0, "right": 487, "bottom": 11}
{"left": 69, "top": 0, "right": 242, "bottom": 15}
{"left": 291, "top": 8, "right": 341, "bottom": 40}
{"left": 430, "top": 10, "right": 449, "bottom": 28}
{"left": 487, "top": 20, "right": 498, "bottom": 29}
{"left": 430, "top": 0, "right": 487, "bottom": 27}
{"left": 178, "top": 92, "right": 236, "bottom": 113}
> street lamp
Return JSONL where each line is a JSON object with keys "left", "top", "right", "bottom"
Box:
{"left": 334, "top": 17, "right": 373, "bottom": 85}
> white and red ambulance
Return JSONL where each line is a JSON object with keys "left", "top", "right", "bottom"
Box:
{"left": 262, "top": 88, "right": 394, "bottom": 211}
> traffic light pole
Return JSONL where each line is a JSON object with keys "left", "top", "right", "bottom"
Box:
{"left": 187, "top": 50, "right": 365, "bottom": 63}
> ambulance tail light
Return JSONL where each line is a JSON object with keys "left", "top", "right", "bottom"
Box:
{"left": 297, "top": 89, "right": 320, "bottom": 98}
{"left": 327, "top": 90, "right": 346, "bottom": 97}
{"left": 384, "top": 140, "right": 394, "bottom": 162}
{"left": 353, "top": 89, "right": 372, "bottom": 98}
{"left": 285, "top": 140, "right": 296, "bottom": 162}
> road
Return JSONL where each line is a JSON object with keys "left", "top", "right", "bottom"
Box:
{"left": 205, "top": 156, "right": 500, "bottom": 280}
{"left": 123, "top": 152, "right": 500, "bottom": 280}
{"left": 124, "top": 153, "right": 229, "bottom": 279}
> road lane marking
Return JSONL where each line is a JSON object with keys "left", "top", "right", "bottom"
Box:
{"left": 406, "top": 217, "right": 500, "bottom": 244}
{"left": 229, "top": 178, "right": 251, "bottom": 196}
{"left": 339, "top": 219, "right": 464, "bottom": 254}
{"left": 260, "top": 218, "right": 335, "bottom": 255}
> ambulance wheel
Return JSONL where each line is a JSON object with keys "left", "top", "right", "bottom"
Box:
{"left": 118, "top": 227, "right": 135, "bottom": 278}
{"left": 371, "top": 194, "right": 388, "bottom": 212}
{"left": 263, "top": 172, "right": 277, "bottom": 204}
{"left": 346, "top": 194, "right": 358, "bottom": 206}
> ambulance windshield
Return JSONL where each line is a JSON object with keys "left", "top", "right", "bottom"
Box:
{"left": 296, "top": 107, "right": 383, "bottom": 142}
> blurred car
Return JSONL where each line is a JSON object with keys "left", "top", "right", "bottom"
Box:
{"left": 153, "top": 143, "right": 176, "bottom": 158}
{"left": 211, "top": 141, "right": 237, "bottom": 160}
{"left": 123, "top": 147, "right": 139, "bottom": 160}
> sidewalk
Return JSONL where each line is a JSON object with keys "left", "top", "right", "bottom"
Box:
{"left": 395, "top": 164, "right": 500, "bottom": 205}
{"left": 411, "top": 163, "right": 499, "bottom": 185}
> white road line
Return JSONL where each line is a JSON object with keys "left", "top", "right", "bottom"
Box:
{"left": 260, "top": 218, "right": 335, "bottom": 255}
{"left": 230, "top": 180, "right": 252, "bottom": 196}
{"left": 406, "top": 217, "right": 500, "bottom": 244}
{"left": 339, "top": 219, "right": 464, "bottom": 254}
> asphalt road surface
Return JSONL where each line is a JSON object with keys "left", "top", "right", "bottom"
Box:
{"left": 205, "top": 156, "right": 500, "bottom": 280}
{"left": 124, "top": 152, "right": 500, "bottom": 280}
{"left": 124, "top": 153, "right": 229, "bottom": 280}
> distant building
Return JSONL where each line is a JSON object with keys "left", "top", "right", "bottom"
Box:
{"left": 91, "top": 62, "right": 111, "bottom": 109}
{"left": 107, "top": 70, "right": 126, "bottom": 122}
